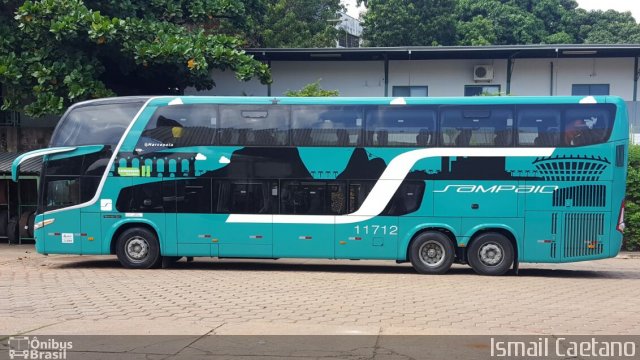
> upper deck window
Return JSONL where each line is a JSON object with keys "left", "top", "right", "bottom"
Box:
{"left": 138, "top": 104, "right": 217, "bottom": 151}
{"left": 292, "top": 106, "right": 363, "bottom": 147}
{"left": 440, "top": 107, "right": 514, "bottom": 147}
{"left": 365, "top": 107, "right": 436, "bottom": 147}
{"left": 219, "top": 105, "right": 289, "bottom": 146}
{"left": 50, "top": 102, "right": 142, "bottom": 147}
{"left": 563, "top": 105, "right": 613, "bottom": 146}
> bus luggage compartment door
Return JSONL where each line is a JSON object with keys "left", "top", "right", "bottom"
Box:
{"left": 273, "top": 223, "right": 334, "bottom": 258}
{"left": 43, "top": 210, "right": 81, "bottom": 254}
{"left": 176, "top": 213, "right": 219, "bottom": 257}
{"left": 432, "top": 180, "right": 519, "bottom": 217}
{"left": 334, "top": 216, "right": 398, "bottom": 260}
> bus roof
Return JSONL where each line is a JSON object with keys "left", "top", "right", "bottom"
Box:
{"left": 143, "top": 95, "right": 626, "bottom": 107}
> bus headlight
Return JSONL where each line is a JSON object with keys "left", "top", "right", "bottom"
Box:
{"left": 33, "top": 218, "right": 55, "bottom": 230}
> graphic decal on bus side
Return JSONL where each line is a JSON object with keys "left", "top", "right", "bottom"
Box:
{"left": 112, "top": 146, "right": 612, "bottom": 224}
{"left": 225, "top": 147, "right": 557, "bottom": 224}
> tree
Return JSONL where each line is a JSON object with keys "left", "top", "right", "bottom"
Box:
{"left": 625, "top": 145, "right": 640, "bottom": 250}
{"left": 257, "top": 0, "right": 343, "bottom": 48}
{"left": 359, "top": 0, "right": 457, "bottom": 47}
{"left": 0, "top": 0, "right": 271, "bottom": 117}
{"left": 360, "top": 0, "right": 640, "bottom": 46}
{"left": 284, "top": 80, "right": 339, "bottom": 97}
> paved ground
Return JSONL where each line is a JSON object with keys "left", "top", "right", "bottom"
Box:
{"left": 1, "top": 244, "right": 640, "bottom": 336}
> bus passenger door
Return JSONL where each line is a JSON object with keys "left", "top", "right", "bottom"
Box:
{"left": 335, "top": 216, "right": 398, "bottom": 260}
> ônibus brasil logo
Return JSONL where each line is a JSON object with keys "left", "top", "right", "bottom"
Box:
{"left": 8, "top": 336, "right": 72, "bottom": 360}
{"left": 434, "top": 184, "right": 559, "bottom": 194}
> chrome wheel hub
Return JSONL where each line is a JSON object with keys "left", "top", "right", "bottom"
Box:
{"left": 418, "top": 240, "right": 445, "bottom": 267}
{"left": 126, "top": 237, "right": 149, "bottom": 262}
{"left": 479, "top": 243, "right": 503, "bottom": 266}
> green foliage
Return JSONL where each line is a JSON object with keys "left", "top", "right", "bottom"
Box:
{"left": 284, "top": 80, "right": 339, "bottom": 97}
{"left": 0, "top": 0, "right": 272, "bottom": 117}
{"left": 359, "top": 0, "right": 640, "bottom": 46}
{"left": 361, "top": 0, "right": 457, "bottom": 46}
{"left": 625, "top": 145, "right": 640, "bottom": 251}
{"left": 258, "top": 0, "right": 343, "bottom": 48}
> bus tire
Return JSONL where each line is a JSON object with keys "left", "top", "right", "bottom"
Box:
{"left": 116, "top": 227, "right": 162, "bottom": 269}
{"left": 409, "top": 231, "right": 455, "bottom": 275}
{"left": 467, "top": 232, "right": 514, "bottom": 276}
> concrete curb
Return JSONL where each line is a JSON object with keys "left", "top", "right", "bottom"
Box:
{"left": 617, "top": 252, "right": 640, "bottom": 259}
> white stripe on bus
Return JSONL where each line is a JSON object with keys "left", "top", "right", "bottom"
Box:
{"left": 226, "top": 147, "right": 556, "bottom": 225}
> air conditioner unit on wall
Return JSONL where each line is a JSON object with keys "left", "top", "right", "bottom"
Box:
{"left": 474, "top": 65, "right": 494, "bottom": 81}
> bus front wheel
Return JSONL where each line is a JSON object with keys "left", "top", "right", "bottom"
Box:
{"left": 116, "top": 227, "right": 162, "bottom": 269}
{"left": 409, "top": 231, "right": 455, "bottom": 275}
{"left": 467, "top": 233, "right": 514, "bottom": 276}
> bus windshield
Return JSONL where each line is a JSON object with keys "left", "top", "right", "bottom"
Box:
{"left": 50, "top": 102, "right": 143, "bottom": 147}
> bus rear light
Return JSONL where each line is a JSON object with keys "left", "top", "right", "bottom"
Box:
{"left": 617, "top": 200, "right": 625, "bottom": 233}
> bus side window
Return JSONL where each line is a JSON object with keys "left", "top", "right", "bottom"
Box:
{"left": 138, "top": 104, "right": 218, "bottom": 151}
{"left": 216, "top": 181, "right": 271, "bottom": 214}
{"left": 348, "top": 181, "right": 375, "bottom": 213}
{"left": 563, "top": 106, "right": 614, "bottom": 147}
{"left": 176, "top": 179, "right": 213, "bottom": 213}
{"left": 364, "top": 106, "right": 436, "bottom": 147}
{"left": 115, "top": 182, "right": 164, "bottom": 213}
{"left": 440, "top": 107, "right": 513, "bottom": 147}
{"left": 291, "top": 106, "right": 363, "bottom": 147}
{"left": 382, "top": 181, "right": 425, "bottom": 216}
{"left": 219, "top": 106, "right": 289, "bottom": 146}
{"left": 281, "top": 181, "right": 346, "bottom": 215}
{"left": 516, "top": 107, "right": 561, "bottom": 147}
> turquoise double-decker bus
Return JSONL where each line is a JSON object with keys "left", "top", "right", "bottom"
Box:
{"left": 13, "top": 95, "right": 628, "bottom": 275}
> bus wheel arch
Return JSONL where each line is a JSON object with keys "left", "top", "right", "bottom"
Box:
{"left": 466, "top": 229, "right": 517, "bottom": 276}
{"left": 110, "top": 222, "right": 160, "bottom": 254}
{"left": 407, "top": 228, "right": 457, "bottom": 275}
{"left": 110, "top": 223, "right": 162, "bottom": 269}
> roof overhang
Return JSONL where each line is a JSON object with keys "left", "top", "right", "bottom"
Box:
{"left": 246, "top": 44, "right": 640, "bottom": 61}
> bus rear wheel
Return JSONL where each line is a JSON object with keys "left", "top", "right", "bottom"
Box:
{"left": 116, "top": 227, "right": 162, "bottom": 269}
{"left": 467, "top": 232, "right": 514, "bottom": 276}
{"left": 409, "top": 231, "right": 455, "bottom": 274}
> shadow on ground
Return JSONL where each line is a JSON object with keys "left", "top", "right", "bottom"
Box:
{"left": 49, "top": 258, "right": 640, "bottom": 279}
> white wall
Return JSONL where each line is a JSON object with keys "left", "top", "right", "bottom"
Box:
{"left": 270, "top": 61, "right": 384, "bottom": 96}
{"left": 554, "top": 57, "right": 634, "bottom": 100}
{"left": 510, "top": 59, "right": 553, "bottom": 96}
{"left": 187, "top": 56, "right": 637, "bottom": 101}
{"left": 388, "top": 59, "right": 508, "bottom": 97}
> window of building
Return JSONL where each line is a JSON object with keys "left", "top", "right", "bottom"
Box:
{"left": 572, "top": 84, "right": 610, "bottom": 96}
{"left": 464, "top": 85, "right": 501, "bottom": 97}
{"left": 365, "top": 107, "right": 436, "bottom": 147}
{"left": 392, "top": 86, "right": 428, "bottom": 97}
